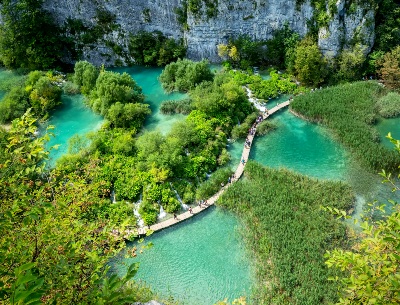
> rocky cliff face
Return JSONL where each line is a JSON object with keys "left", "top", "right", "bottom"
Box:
{"left": 43, "top": 0, "right": 375, "bottom": 65}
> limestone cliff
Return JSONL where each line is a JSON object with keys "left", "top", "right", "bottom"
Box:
{"left": 42, "top": 0, "right": 375, "bottom": 65}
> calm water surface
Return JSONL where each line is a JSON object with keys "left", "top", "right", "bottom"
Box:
{"left": 113, "top": 66, "right": 186, "bottom": 134}
{"left": 112, "top": 207, "right": 253, "bottom": 305}
{"left": 44, "top": 95, "right": 103, "bottom": 166}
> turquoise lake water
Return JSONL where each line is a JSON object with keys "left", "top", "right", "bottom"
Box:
{"left": 112, "top": 66, "right": 186, "bottom": 134}
{"left": 376, "top": 116, "right": 400, "bottom": 149}
{"left": 44, "top": 95, "right": 103, "bottom": 166}
{"left": 228, "top": 107, "right": 400, "bottom": 206}
{"left": 29, "top": 66, "right": 400, "bottom": 304}
{"left": 112, "top": 207, "right": 252, "bottom": 305}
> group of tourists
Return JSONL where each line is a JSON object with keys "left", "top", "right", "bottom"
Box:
{"left": 198, "top": 199, "right": 208, "bottom": 208}
{"left": 245, "top": 137, "right": 252, "bottom": 148}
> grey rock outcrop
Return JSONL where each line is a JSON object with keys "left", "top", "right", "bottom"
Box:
{"left": 42, "top": 0, "right": 375, "bottom": 65}
{"left": 318, "top": 0, "right": 375, "bottom": 57}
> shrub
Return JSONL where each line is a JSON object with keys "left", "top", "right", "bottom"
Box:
{"left": 138, "top": 200, "right": 159, "bottom": 225}
{"left": 160, "top": 98, "right": 193, "bottom": 115}
{"left": 231, "top": 112, "right": 258, "bottom": 140}
{"left": 195, "top": 167, "right": 234, "bottom": 200}
{"left": 376, "top": 92, "right": 400, "bottom": 118}
{"left": 159, "top": 59, "right": 214, "bottom": 92}
{"left": 256, "top": 120, "right": 277, "bottom": 136}
{"left": 128, "top": 31, "right": 186, "bottom": 66}
{"left": 0, "top": 87, "right": 29, "bottom": 123}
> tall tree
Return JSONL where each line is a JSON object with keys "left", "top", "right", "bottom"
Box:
{"left": 0, "top": 0, "right": 65, "bottom": 69}
{"left": 0, "top": 113, "right": 140, "bottom": 304}
{"left": 378, "top": 46, "right": 400, "bottom": 89}
{"left": 294, "top": 37, "right": 327, "bottom": 87}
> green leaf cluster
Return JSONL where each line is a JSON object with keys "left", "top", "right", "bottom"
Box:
{"left": 72, "top": 61, "right": 151, "bottom": 129}
{"left": 159, "top": 59, "right": 214, "bottom": 92}
{"left": 128, "top": 31, "right": 186, "bottom": 66}
{"left": 0, "top": 0, "right": 73, "bottom": 70}
{"left": 0, "top": 70, "right": 62, "bottom": 123}
{"left": 0, "top": 113, "right": 153, "bottom": 304}
{"left": 229, "top": 69, "right": 302, "bottom": 100}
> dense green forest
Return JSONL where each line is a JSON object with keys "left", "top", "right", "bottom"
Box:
{"left": 0, "top": 0, "right": 400, "bottom": 304}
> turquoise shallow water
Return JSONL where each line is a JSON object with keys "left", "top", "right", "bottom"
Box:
{"left": 112, "top": 66, "right": 186, "bottom": 134}
{"left": 44, "top": 95, "right": 103, "bottom": 165}
{"left": 112, "top": 207, "right": 253, "bottom": 305}
{"left": 376, "top": 116, "right": 400, "bottom": 149}
{"left": 228, "top": 107, "right": 400, "bottom": 206}
{"left": 229, "top": 108, "right": 348, "bottom": 180}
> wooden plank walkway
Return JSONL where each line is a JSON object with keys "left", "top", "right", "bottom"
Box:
{"left": 134, "top": 100, "right": 291, "bottom": 236}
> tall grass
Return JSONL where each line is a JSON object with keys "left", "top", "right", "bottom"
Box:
{"left": 159, "top": 99, "right": 193, "bottom": 115}
{"left": 290, "top": 81, "right": 400, "bottom": 172}
{"left": 218, "top": 161, "right": 354, "bottom": 305}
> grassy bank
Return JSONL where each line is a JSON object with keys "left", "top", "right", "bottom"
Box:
{"left": 217, "top": 161, "right": 354, "bottom": 305}
{"left": 290, "top": 81, "right": 400, "bottom": 172}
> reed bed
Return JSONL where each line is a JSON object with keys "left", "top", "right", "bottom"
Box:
{"left": 290, "top": 81, "right": 400, "bottom": 172}
{"left": 218, "top": 161, "right": 354, "bottom": 305}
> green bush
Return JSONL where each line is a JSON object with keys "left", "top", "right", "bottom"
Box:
{"left": 195, "top": 167, "right": 234, "bottom": 200}
{"left": 0, "top": 87, "right": 29, "bottom": 123}
{"left": 139, "top": 200, "right": 159, "bottom": 226}
{"left": 231, "top": 112, "right": 258, "bottom": 140}
{"left": 73, "top": 61, "right": 99, "bottom": 94}
{"left": 159, "top": 59, "right": 214, "bottom": 92}
{"left": 128, "top": 31, "right": 186, "bottom": 66}
{"left": 376, "top": 92, "right": 400, "bottom": 118}
{"left": 256, "top": 120, "right": 277, "bottom": 136}
{"left": 160, "top": 98, "right": 193, "bottom": 115}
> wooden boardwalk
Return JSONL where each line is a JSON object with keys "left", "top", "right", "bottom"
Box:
{"left": 135, "top": 100, "right": 291, "bottom": 236}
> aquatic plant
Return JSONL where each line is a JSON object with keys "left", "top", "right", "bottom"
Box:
{"left": 376, "top": 92, "right": 400, "bottom": 118}
{"left": 218, "top": 161, "right": 354, "bottom": 305}
{"left": 160, "top": 98, "right": 193, "bottom": 115}
{"left": 291, "top": 81, "right": 400, "bottom": 172}
{"left": 256, "top": 120, "right": 277, "bottom": 136}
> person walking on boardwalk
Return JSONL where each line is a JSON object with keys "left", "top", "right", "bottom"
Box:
{"left": 189, "top": 207, "right": 193, "bottom": 214}
{"left": 173, "top": 213, "right": 177, "bottom": 220}
{"left": 242, "top": 158, "right": 246, "bottom": 165}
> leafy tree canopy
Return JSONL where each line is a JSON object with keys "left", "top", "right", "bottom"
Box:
{"left": 0, "top": 0, "right": 69, "bottom": 70}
